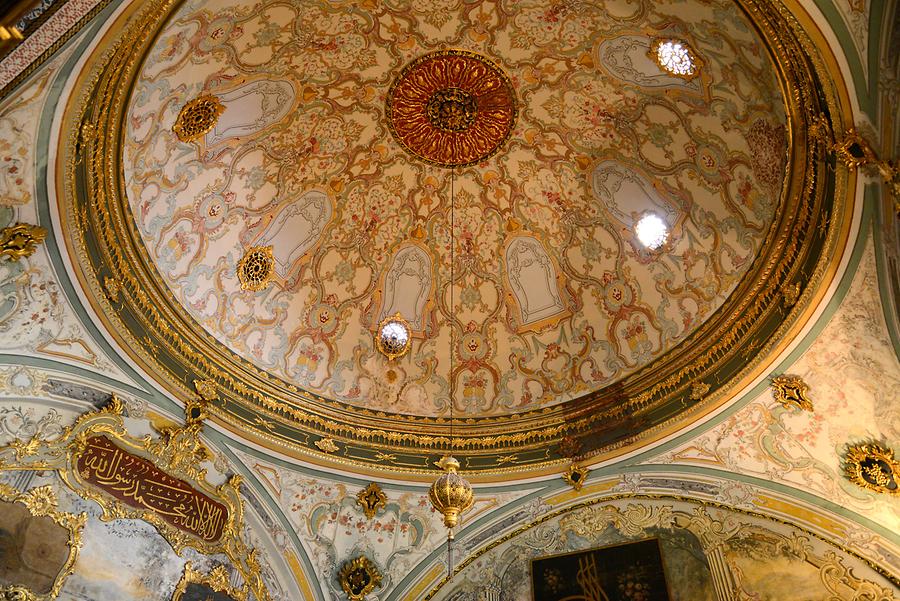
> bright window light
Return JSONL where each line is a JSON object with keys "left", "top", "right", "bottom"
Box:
{"left": 635, "top": 214, "right": 669, "bottom": 250}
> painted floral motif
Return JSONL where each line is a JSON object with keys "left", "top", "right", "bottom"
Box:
{"left": 650, "top": 239, "right": 900, "bottom": 533}
{"left": 0, "top": 51, "right": 127, "bottom": 380}
{"left": 124, "top": 0, "right": 786, "bottom": 417}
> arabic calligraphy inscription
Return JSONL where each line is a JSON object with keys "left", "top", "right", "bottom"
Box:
{"left": 76, "top": 435, "right": 227, "bottom": 542}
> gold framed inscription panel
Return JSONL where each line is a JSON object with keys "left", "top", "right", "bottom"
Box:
{"left": 57, "top": 0, "right": 855, "bottom": 479}
{"left": 0, "top": 398, "right": 269, "bottom": 601}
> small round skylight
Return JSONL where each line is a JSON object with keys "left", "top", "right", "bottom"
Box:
{"left": 653, "top": 39, "right": 699, "bottom": 78}
{"left": 635, "top": 214, "right": 669, "bottom": 250}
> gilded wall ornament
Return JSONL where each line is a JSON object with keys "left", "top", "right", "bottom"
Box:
{"left": 356, "top": 482, "right": 387, "bottom": 519}
{"left": 843, "top": 443, "right": 900, "bottom": 495}
{"left": 650, "top": 38, "right": 702, "bottom": 80}
{"left": 0, "top": 223, "right": 46, "bottom": 261}
{"left": 194, "top": 378, "right": 219, "bottom": 402}
{"left": 385, "top": 50, "right": 516, "bottom": 167}
{"left": 770, "top": 374, "right": 813, "bottom": 411}
{"left": 831, "top": 129, "right": 900, "bottom": 215}
{"left": 782, "top": 282, "right": 801, "bottom": 308}
{"left": 171, "top": 561, "right": 247, "bottom": 601}
{"left": 172, "top": 94, "right": 225, "bottom": 143}
{"left": 0, "top": 484, "right": 86, "bottom": 601}
{"left": 0, "top": 397, "right": 270, "bottom": 601}
{"left": 314, "top": 438, "right": 339, "bottom": 453}
{"left": 689, "top": 381, "right": 710, "bottom": 401}
{"left": 339, "top": 556, "right": 382, "bottom": 601}
{"left": 562, "top": 463, "right": 589, "bottom": 491}
{"left": 375, "top": 313, "right": 412, "bottom": 361}
{"left": 103, "top": 276, "right": 121, "bottom": 302}
{"left": 237, "top": 246, "right": 275, "bottom": 291}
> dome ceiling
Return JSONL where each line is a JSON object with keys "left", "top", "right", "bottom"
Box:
{"left": 62, "top": 0, "right": 844, "bottom": 475}
{"left": 123, "top": 0, "right": 785, "bottom": 419}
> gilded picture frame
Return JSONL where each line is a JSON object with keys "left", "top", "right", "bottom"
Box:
{"left": 171, "top": 562, "right": 246, "bottom": 601}
{"left": 0, "top": 483, "right": 86, "bottom": 601}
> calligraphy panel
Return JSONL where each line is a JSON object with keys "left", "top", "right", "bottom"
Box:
{"left": 531, "top": 538, "right": 672, "bottom": 601}
{"left": 75, "top": 436, "right": 227, "bottom": 543}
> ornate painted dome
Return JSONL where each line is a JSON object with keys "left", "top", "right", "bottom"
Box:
{"left": 63, "top": 0, "right": 841, "bottom": 475}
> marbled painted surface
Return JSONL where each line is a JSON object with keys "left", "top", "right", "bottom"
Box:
{"left": 124, "top": 0, "right": 786, "bottom": 417}
{"left": 0, "top": 50, "right": 132, "bottom": 382}
{"left": 648, "top": 237, "right": 900, "bottom": 533}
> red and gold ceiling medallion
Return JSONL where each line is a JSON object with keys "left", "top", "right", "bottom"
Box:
{"left": 386, "top": 49, "right": 517, "bottom": 167}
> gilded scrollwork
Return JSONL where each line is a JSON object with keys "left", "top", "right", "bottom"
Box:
{"left": 0, "top": 397, "right": 270, "bottom": 601}
{"left": 0, "top": 223, "right": 46, "bottom": 262}
{"left": 0, "top": 483, "right": 86, "bottom": 601}
{"left": 770, "top": 374, "right": 813, "bottom": 412}
{"left": 356, "top": 482, "right": 387, "bottom": 519}
{"left": 338, "top": 555, "right": 382, "bottom": 601}
{"left": 843, "top": 443, "right": 900, "bottom": 495}
{"left": 171, "top": 561, "right": 247, "bottom": 601}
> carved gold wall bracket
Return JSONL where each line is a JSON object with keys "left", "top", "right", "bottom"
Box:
{"left": 0, "top": 223, "right": 47, "bottom": 261}
{"left": 0, "top": 396, "right": 271, "bottom": 601}
{"left": 339, "top": 556, "right": 382, "bottom": 601}
{"left": 843, "top": 443, "right": 900, "bottom": 495}
{"left": 770, "top": 374, "right": 813, "bottom": 411}
{"left": 562, "top": 463, "right": 589, "bottom": 491}
{"left": 830, "top": 128, "right": 900, "bottom": 216}
{"left": 0, "top": 483, "right": 86, "bottom": 601}
{"left": 356, "top": 482, "right": 387, "bottom": 519}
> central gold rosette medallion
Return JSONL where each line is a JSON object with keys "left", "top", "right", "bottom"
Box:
{"left": 386, "top": 50, "right": 517, "bottom": 167}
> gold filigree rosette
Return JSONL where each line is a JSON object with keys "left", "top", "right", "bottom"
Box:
{"left": 386, "top": 49, "right": 516, "bottom": 167}
{"left": 843, "top": 443, "right": 900, "bottom": 495}
{"left": 173, "top": 94, "right": 224, "bottom": 142}
{"left": 237, "top": 246, "right": 275, "bottom": 291}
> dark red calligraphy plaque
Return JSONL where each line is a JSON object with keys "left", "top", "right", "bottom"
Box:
{"left": 75, "top": 436, "right": 227, "bottom": 542}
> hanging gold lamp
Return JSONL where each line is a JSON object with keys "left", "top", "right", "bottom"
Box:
{"left": 428, "top": 166, "right": 474, "bottom": 543}
{"left": 428, "top": 456, "right": 474, "bottom": 539}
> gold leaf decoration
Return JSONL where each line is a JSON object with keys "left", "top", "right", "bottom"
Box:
{"left": 770, "top": 374, "right": 813, "bottom": 411}
{"left": 338, "top": 555, "right": 382, "bottom": 601}
{"left": 356, "top": 482, "right": 387, "bottom": 519}
{"left": 0, "top": 223, "right": 47, "bottom": 261}
{"left": 172, "top": 94, "right": 225, "bottom": 143}
{"left": 843, "top": 443, "right": 899, "bottom": 495}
